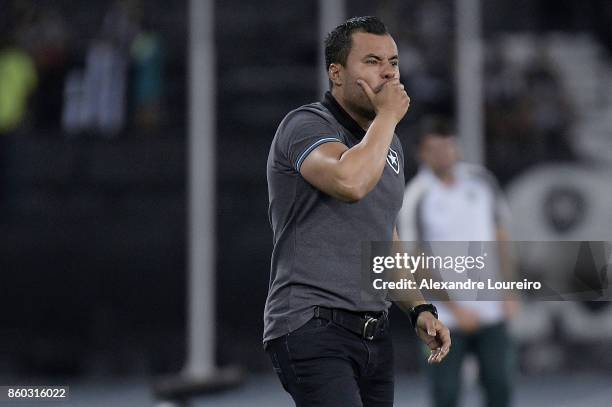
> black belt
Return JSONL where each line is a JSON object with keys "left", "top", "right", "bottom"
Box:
{"left": 313, "top": 306, "right": 387, "bottom": 340}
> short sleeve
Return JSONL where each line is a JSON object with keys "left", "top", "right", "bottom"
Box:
{"left": 493, "top": 188, "right": 512, "bottom": 230}
{"left": 276, "top": 110, "right": 345, "bottom": 172}
{"left": 482, "top": 169, "right": 512, "bottom": 229}
{"left": 393, "top": 136, "right": 405, "bottom": 176}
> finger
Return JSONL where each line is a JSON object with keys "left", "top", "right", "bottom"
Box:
{"left": 437, "top": 345, "right": 447, "bottom": 362}
{"left": 425, "top": 336, "right": 441, "bottom": 351}
{"left": 438, "top": 326, "right": 452, "bottom": 352}
{"left": 426, "top": 318, "right": 437, "bottom": 337}
{"left": 435, "top": 346, "right": 449, "bottom": 363}
{"left": 356, "top": 79, "right": 376, "bottom": 101}
{"left": 438, "top": 347, "right": 449, "bottom": 362}
{"left": 373, "top": 79, "right": 401, "bottom": 93}
{"left": 430, "top": 333, "right": 450, "bottom": 363}
{"left": 430, "top": 350, "right": 439, "bottom": 364}
{"left": 427, "top": 348, "right": 441, "bottom": 364}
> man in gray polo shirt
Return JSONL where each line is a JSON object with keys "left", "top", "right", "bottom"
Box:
{"left": 264, "top": 16, "right": 451, "bottom": 406}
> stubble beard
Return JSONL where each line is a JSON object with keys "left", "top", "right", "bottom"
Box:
{"left": 345, "top": 87, "right": 376, "bottom": 122}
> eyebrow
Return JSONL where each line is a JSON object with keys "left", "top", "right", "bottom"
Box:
{"left": 363, "top": 54, "right": 399, "bottom": 60}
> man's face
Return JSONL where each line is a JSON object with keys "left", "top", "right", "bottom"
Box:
{"left": 336, "top": 32, "right": 400, "bottom": 120}
{"left": 420, "top": 135, "right": 459, "bottom": 174}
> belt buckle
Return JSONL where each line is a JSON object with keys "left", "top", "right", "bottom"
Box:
{"left": 362, "top": 317, "right": 378, "bottom": 340}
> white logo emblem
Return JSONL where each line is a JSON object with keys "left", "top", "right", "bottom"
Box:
{"left": 386, "top": 148, "right": 400, "bottom": 174}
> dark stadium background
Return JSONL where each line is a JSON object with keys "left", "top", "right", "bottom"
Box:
{"left": 1, "top": 1, "right": 611, "bottom": 404}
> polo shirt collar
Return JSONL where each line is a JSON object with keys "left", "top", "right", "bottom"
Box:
{"left": 420, "top": 163, "right": 466, "bottom": 187}
{"left": 321, "top": 91, "right": 367, "bottom": 140}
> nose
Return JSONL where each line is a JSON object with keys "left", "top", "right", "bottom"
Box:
{"left": 381, "top": 62, "right": 398, "bottom": 80}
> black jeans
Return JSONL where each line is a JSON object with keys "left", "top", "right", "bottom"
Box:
{"left": 265, "top": 316, "right": 394, "bottom": 407}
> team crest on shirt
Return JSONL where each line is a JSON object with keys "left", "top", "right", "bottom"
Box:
{"left": 386, "top": 148, "right": 400, "bottom": 174}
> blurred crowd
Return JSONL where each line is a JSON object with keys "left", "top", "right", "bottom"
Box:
{"left": 369, "top": 0, "right": 578, "bottom": 184}
{"left": 483, "top": 40, "right": 575, "bottom": 184}
{"left": 0, "top": 0, "right": 164, "bottom": 138}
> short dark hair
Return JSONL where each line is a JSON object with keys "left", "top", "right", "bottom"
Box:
{"left": 418, "top": 115, "right": 456, "bottom": 145}
{"left": 324, "top": 16, "right": 388, "bottom": 72}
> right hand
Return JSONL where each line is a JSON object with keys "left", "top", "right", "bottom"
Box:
{"left": 451, "top": 307, "right": 481, "bottom": 334}
{"left": 357, "top": 78, "right": 410, "bottom": 123}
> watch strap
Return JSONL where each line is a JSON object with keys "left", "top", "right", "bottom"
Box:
{"left": 410, "top": 303, "right": 438, "bottom": 328}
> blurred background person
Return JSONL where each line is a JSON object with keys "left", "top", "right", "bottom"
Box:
{"left": 0, "top": 34, "right": 37, "bottom": 134}
{"left": 398, "top": 116, "right": 518, "bottom": 407}
{"left": 0, "top": 29, "right": 37, "bottom": 206}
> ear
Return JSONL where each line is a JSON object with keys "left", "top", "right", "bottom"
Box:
{"left": 328, "top": 63, "right": 342, "bottom": 87}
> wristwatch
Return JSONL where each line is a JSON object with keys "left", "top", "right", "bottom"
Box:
{"left": 409, "top": 303, "right": 438, "bottom": 328}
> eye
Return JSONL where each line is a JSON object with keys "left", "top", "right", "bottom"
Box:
{"left": 391, "top": 60, "right": 399, "bottom": 67}
{"left": 366, "top": 59, "right": 377, "bottom": 65}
